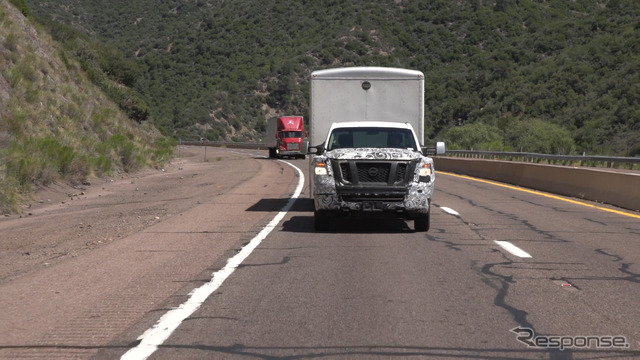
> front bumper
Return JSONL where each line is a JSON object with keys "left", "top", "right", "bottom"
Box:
{"left": 277, "top": 150, "right": 303, "bottom": 156}
{"left": 314, "top": 182, "right": 431, "bottom": 214}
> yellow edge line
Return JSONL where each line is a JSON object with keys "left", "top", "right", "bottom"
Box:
{"left": 438, "top": 171, "right": 640, "bottom": 220}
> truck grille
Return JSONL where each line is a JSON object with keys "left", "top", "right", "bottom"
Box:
{"left": 287, "top": 143, "right": 299, "bottom": 150}
{"left": 334, "top": 161, "right": 413, "bottom": 185}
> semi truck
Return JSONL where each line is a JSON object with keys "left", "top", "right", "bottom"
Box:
{"left": 302, "top": 67, "right": 445, "bottom": 231}
{"left": 266, "top": 116, "right": 306, "bottom": 159}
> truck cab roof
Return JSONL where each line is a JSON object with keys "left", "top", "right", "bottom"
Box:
{"left": 312, "top": 67, "right": 423, "bottom": 80}
{"left": 324, "top": 122, "right": 422, "bottom": 152}
{"left": 329, "top": 121, "right": 415, "bottom": 130}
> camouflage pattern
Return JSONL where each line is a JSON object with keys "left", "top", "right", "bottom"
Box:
{"left": 312, "top": 148, "right": 435, "bottom": 214}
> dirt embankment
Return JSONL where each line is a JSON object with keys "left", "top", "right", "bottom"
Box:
{"left": 0, "top": 146, "right": 254, "bottom": 284}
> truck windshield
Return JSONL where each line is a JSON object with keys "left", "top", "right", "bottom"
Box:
{"left": 327, "top": 127, "right": 417, "bottom": 151}
{"left": 281, "top": 131, "right": 303, "bottom": 138}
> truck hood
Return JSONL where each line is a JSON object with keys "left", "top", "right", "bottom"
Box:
{"left": 325, "top": 148, "right": 423, "bottom": 160}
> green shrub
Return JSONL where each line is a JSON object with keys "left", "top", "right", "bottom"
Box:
{"left": 0, "top": 175, "right": 21, "bottom": 214}
{"left": 104, "top": 84, "right": 150, "bottom": 122}
{"left": 506, "top": 119, "right": 575, "bottom": 154}
{"left": 97, "top": 134, "right": 145, "bottom": 172}
{"left": 5, "top": 149, "right": 37, "bottom": 188}
{"left": 151, "top": 137, "right": 176, "bottom": 165}
{"left": 4, "top": 137, "right": 77, "bottom": 187}
{"left": 9, "top": 0, "right": 30, "bottom": 17}
{"left": 87, "top": 155, "right": 113, "bottom": 176}
{"left": 4, "top": 32, "right": 18, "bottom": 52}
{"left": 440, "top": 122, "right": 504, "bottom": 150}
{"left": 3, "top": 102, "right": 28, "bottom": 137}
{"left": 38, "top": 137, "right": 76, "bottom": 174}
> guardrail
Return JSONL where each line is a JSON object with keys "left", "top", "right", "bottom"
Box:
{"left": 180, "top": 141, "right": 266, "bottom": 150}
{"left": 445, "top": 150, "right": 640, "bottom": 170}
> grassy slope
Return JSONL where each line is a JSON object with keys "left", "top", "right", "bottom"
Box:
{"left": 0, "top": 0, "right": 173, "bottom": 213}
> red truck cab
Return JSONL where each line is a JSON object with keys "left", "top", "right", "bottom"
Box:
{"left": 266, "top": 116, "right": 306, "bottom": 159}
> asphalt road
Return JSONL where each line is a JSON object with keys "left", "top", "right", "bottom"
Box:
{"left": 2, "top": 147, "right": 639, "bottom": 360}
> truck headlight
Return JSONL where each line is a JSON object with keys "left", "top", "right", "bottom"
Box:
{"left": 418, "top": 164, "right": 432, "bottom": 177}
{"left": 314, "top": 162, "right": 328, "bottom": 175}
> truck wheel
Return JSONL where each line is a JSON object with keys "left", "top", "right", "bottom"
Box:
{"left": 414, "top": 211, "right": 430, "bottom": 232}
{"left": 314, "top": 211, "right": 329, "bottom": 231}
{"left": 268, "top": 148, "right": 275, "bottom": 158}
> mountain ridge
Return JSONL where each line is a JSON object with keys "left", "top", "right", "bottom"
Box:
{"left": 21, "top": 0, "right": 640, "bottom": 156}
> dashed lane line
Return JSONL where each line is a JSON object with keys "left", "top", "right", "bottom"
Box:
{"left": 439, "top": 205, "right": 533, "bottom": 258}
{"left": 440, "top": 206, "right": 460, "bottom": 216}
{"left": 494, "top": 240, "right": 533, "bottom": 258}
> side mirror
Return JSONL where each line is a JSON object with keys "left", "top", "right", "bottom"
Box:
{"left": 422, "top": 142, "right": 446, "bottom": 156}
{"left": 301, "top": 139, "right": 310, "bottom": 155}
{"left": 302, "top": 140, "right": 324, "bottom": 155}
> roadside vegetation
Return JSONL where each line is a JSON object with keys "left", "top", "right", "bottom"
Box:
{"left": 0, "top": 0, "right": 174, "bottom": 213}
{"left": 25, "top": 0, "right": 639, "bottom": 156}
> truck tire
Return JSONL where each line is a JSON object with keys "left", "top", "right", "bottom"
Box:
{"left": 314, "top": 210, "right": 329, "bottom": 231}
{"left": 414, "top": 210, "right": 430, "bottom": 232}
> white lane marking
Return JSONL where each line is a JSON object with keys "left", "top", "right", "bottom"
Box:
{"left": 436, "top": 207, "right": 532, "bottom": 258}
{"left": 440, "top": 207, "right": 460, "bottom": 216}
{"left": 494, "top": 240, "right": 532, "bottom": 258}
{"left": 121, "top": 160, "right": 304, "bottom": 360}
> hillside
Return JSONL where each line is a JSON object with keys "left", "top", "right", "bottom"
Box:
{"left": 0, "top": 0, "right": 173, "bottom": 213}
{"left": 24, "top": 0, "right": 640, "bottom": 156}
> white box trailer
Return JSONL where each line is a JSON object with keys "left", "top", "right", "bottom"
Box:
{"left": 309, "top": 67, "right": 425, "bottom": 147}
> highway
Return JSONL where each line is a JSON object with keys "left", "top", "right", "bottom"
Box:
{"left": 119, "top": 148, "right": 639, "bottom": 359}
{"left": 1, "top": 147, "right": 638, "bottom": 359}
